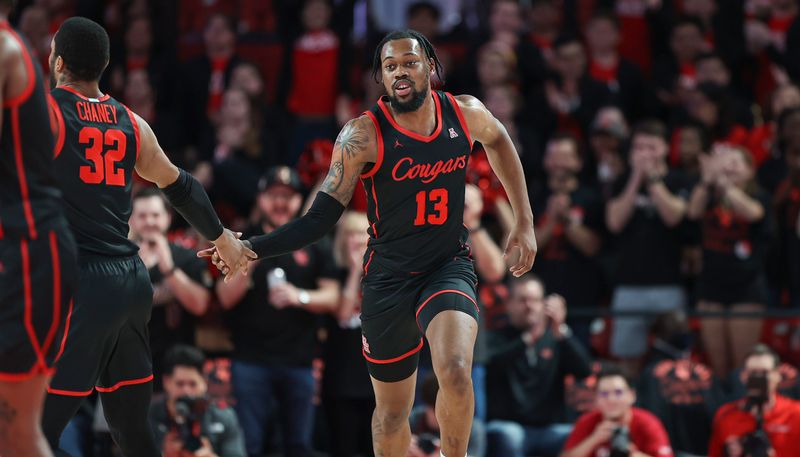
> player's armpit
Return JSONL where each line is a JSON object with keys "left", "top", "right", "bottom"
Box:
{"left": 319, "top": 115, "right": 377, "bottom": 205}
{"left": 132, "top": 112, "right": 180, "bottom": 187}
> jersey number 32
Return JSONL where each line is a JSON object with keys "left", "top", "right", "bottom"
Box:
{"left": 78, "top": 126, "right": 127, "bottom": 186}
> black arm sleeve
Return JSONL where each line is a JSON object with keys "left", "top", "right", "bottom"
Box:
{"left": 248, "top": 191, "right": 345, "bottom": 259}
{"left": 161, "top": 169, "right": 224, "bottom": 241}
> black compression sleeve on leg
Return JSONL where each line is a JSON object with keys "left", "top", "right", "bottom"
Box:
{"left": 161, "top": 169, "right": 224, "bottom": 241}
{"left": 249, "top": 191, "right": 345, "bottom": 258}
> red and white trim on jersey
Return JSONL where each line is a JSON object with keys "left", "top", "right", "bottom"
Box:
{"left": 363, "top": 338, "right": 424, "bottom": 364}
{"left": 415, "top": 289, "right": 479, "bottom": 331}
{"left": 377, "top": 92, "right": 443, "bottom": 143}
{"left": 445, "top": 92, "right": 472, "bottom": 146}
{"left": 56, "top": 85, "right": 111, "bottom": 102}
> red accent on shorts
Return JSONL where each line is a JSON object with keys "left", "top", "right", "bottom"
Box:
{"left": 56, "top": 85, "right": 111, "bottom": 102}
{"left": 123, "top": 105, "right": 141, "bottom": 160}
{"left": 95, "top": 374, "right": 154, "bottom": 393}
{"left": 20, "top": 238, "right": 45, "bottom": 369}
{"left": 363, "top": 338, "right": 424, "bottom": 364}
{"left": 360, "top": 111, "right": 384, "bottom": 179}
{"left": 41, "top": 231, "right": 61, "bottom": 355}
{"left": 13, "top": 107, "right": 38, "bottom": 239}
{"left": 446, "top": 92, "right": 472, "bottom": 146}
{"left": 54, "top": 299, "right": 73, "bottom": 362}
{"left": 415, "top": 289, "right": 479, "bottom": 330}
{"left": 1, "top": 24, "right": 36, "bottom": 108}
{"left": 47, "top": 386, "right": 93, "bottom": 397}
{"left": 363, "top": 249, "right": 375, "bottom": 275}
{"left": 378, "top": 92, "right": 443, "bottom": 143}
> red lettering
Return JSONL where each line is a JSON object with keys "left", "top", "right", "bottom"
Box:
{"left": 109, "top": 105, "right": 118, "bottom": 124}
{"left": 89, "top": 103, "right": 100, "bottom": 123}
{"left": 391, "top": 155, "right": 469, "bottom": 183}
{"left": 98, "top": 104, "right": 111, "bottom": 123}
{"left": 76, "top": 102, "right": 87, "bottom": 121}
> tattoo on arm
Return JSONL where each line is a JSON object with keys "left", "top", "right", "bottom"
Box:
{"left": 320, "top": 119, "right": 369, "bottom": 203}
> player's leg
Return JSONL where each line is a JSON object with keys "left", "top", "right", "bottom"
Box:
{"left": 2, "top": 230, "right": 77, "bottom": 457}
{"left": 416, "top": 257, "right": 480, "bottom": 457}
{"left": 370, "top": 372, "right": 417, "bottom": 457}
{"left": 0, "top": 375, "right": 53, "bottom": 457}
{"left": 361, "top": 269, "right": 427, "bottom": 457}
{"left": 425, "top": 310, "right": 478, "bottom": 457}
{"left": 98, "top": 382, "right": 158, "bottom": 456}
{"left": 95, "top": 257, "right": 157, "bottom": 456}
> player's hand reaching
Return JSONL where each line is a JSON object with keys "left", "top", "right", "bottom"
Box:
{"left": 198, "top": 229, "right": 257, "bottom": 282}
{"left": 504, "top": 220, "right": 537, "bottom": 277}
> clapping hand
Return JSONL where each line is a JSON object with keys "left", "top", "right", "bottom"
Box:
{"left": 197, "top": 229, "right": 257, "bottom": 282}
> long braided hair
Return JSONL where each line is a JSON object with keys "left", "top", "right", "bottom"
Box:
{"left": 371, "top": 29, "right": 444, "bottom": 84}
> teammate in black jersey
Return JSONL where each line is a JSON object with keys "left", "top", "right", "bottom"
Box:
{"left": 0, "top": 1, "right": 77, "bottom": 455}
{"left": 40, "top": 18, "right": 254, "bottom": 456}
{"left": 203, "top": 30, "right": 537, "bottom": 457}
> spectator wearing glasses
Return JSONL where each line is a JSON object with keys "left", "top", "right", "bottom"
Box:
{"left": 560, "top": 365, "right": 674, "bottom": 457}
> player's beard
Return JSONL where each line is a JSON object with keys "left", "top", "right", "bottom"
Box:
{"left": 388, "top": 76, "right": 429, "bottom": 114}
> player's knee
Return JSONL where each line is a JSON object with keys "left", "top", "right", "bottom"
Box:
{"left": 437, "top": 355, "right": 473, "bottom": 397}
{"left": 372, "top": 404, "right": 411, "bottom": 436}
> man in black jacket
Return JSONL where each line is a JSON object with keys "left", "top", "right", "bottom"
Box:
{"left": 486, "top": 274, "right": 592, "bottom": 457}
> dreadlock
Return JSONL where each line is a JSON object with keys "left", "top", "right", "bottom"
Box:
{"left": 371, "top": 29, "right": 444, "bottom": 84}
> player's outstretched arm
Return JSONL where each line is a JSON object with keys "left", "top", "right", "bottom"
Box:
{"left": 133, "top": 113, "right": 255, "bottom": 281}
{"left": 210, "top": 115, "right": 377, "bottom": 264}
{"left": 455, "top": 94, "right": 536, "bottom": 277}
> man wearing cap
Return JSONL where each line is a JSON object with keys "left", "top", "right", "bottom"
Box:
{"left": 215, "top": 166, "right": 341, "bottom": 456}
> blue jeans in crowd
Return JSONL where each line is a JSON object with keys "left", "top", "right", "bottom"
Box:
{"left": 487, "top": 421, "right": 573, "bottom": 457}
{"left": 231, "top": 360, "right": 315, "bottom": 457}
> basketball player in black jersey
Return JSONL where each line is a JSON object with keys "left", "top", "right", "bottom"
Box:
{"left": 40, "top": 17, "right": 254, "bottom": 456}
{"left": 0, "top": 1, "right": 78, "bottom": 455}
{"left": 203, "top": 30, "right": 536, "bottom": 457}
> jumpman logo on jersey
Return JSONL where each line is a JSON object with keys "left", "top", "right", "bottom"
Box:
{"left": 394, "top": 139, "right": 404, "bottom": 149}
{"left": 449, "top": 128, "right": 459, "bottom": 138}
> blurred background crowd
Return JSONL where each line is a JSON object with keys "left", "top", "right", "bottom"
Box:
{"left": 9, "top": 0, "right": 800, "bottom": 456}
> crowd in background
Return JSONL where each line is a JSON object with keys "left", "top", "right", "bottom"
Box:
{"left": 10, "top": 0, "right": 800, "bottom": 456}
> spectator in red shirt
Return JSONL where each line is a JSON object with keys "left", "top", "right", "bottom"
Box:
{"left": 560, "top": 365, "right": 674, "bottom": 457}
{"left": 280, "top": 0, "right": 348, "bottom": 165}
{"left": 709, "top": 344, "right": 800, "bottom": 457}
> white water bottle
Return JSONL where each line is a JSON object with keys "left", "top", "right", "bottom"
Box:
{"left": 267, "top": 268, "right": 286, "bottom": 289}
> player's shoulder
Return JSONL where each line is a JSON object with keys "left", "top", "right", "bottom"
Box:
{"left": 335, "top": 113, "right": 378, "bottom": 157}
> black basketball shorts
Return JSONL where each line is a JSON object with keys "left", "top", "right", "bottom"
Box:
{"left": 360, "top": 254, "right": 479, "bottom": 383}
{"left": 0, "top": 229, "right": 77, "bottom": 381}
{"left": 48, "top": 254, "right": 154, "bottom": 396}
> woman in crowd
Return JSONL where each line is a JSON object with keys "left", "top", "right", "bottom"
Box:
{"left": 688, "top": 145, "right": 772, "bottom": 378}
{"left": 321, "top": 211, "right": 375, "bottom": 457}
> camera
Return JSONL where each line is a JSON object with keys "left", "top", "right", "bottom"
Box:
{"left": 418, "top": 433, "right": 440, "bottom": 454}
{"left": 739, "top": 372, "right": 772, "bottom": 457}
{"left": 174, "top": 395, "right": 209, "bottom": 452}
{"left": 609, "top": 426, "right": 631, "bottom": 457}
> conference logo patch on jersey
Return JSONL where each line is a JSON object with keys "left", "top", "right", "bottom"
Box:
{"left": 391, "top": 155, "right": 468, "bottom": 183}
{"left": 449, "top": 128, "right": 459, "bottom": 138}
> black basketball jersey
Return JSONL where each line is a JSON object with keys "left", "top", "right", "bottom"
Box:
{"left": 50, "top": 86, "right": 140, "bottom": 256}
{"left": 361, "top": 91, "right": 472, "bottom": 274}
{"left": 0, "top": 21, "right": 64, "bottom": 240}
